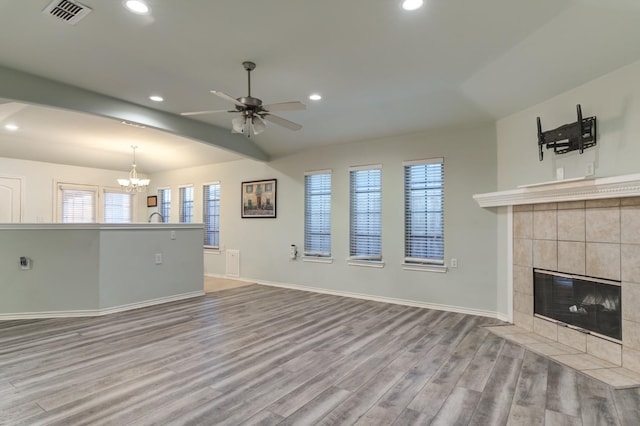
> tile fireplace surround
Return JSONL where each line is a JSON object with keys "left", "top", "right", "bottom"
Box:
{"left": 475, "top": 173, "right": 640, "bottom": 388}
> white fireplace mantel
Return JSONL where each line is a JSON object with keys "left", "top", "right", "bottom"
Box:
{"left": 474, "top": 173, "right": 640, "bottom": 208}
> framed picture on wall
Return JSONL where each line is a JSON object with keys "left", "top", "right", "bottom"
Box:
{"left": 147, "top": 195, "right": 157, "bottom": 207}
{"left": 241, "top": 179, "right": 277, "bottom": 218}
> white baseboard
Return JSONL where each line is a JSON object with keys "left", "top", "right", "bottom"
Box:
{"left": 205, "top": 273, "right": 255, "bottom": 283}
{"left": 0, "top": 291, "right": 204, "bottom": 321}
{"left": 496, "top": 313, "right": 510, "bottom": 323}
{"left": 249, "top": 278, "right": 505, "bottom": 320}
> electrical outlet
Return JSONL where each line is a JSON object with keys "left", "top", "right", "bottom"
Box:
{"left": 451, "top": 258, "right": 458, "bottom": 268}
{"left": 155, "top": 253, "right": 163, "bottom": 264}
{"left": 556, "top": 167, "right": 564, "bottom": 180}
{"left": 19, "top": 256, "right": 32, "bottom": 270}
{"left": 586, "top": 162, "right": 595, "bottom": 176}
{"left": 170, "top": 230, "right": 176, "bottom": 240}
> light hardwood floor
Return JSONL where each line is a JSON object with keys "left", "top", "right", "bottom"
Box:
{"left": 1, "top": 285, "right": 639, "bottom": 425}
{"left": 204, "top": 276, "right": 252, "bottom": 293}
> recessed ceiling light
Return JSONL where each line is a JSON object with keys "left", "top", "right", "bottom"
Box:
{"left": 124, "top": 0, "right": 150, "bottom": 15}
{"left": 4, "top": 124, "right": 18, "bottom": 131}
{"left": 402, "top": 0, "right": 424, "bottom": 11}
{"left": 149, "top": 95, "right": 164, "bottom": 102}
{"left": 309, "top": 94, "right": 322, "bottom": 101}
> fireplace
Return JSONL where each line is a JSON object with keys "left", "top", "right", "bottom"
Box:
{"left": 473, "top": 174, "right": 640, "bottom": 374}
{"left": 534, "top": 269, "right": 621, "bottom": 341}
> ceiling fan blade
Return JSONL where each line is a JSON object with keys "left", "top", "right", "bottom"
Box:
{"left": 263, "top": 101, "right": 306, "bottom": 112}
{"left": 180, "top": 109, "right": 234, "bottom": 116}
{"left": 263, "top": 114, "right": 302, "bottom": 131}
{"left": 210, "top": 91, "right": 246, "bottom": 107}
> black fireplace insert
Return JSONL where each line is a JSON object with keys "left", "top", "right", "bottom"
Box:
{"left": 533, "top": 269, "right": 621, "bottom": 340}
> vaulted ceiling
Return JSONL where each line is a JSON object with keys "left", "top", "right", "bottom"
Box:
{"left": 1, "top": 0, "right": 640, "bottom": 173}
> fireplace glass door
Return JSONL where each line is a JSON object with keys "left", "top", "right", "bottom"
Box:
{"left": 533, "top": 270, "right": 621, "bottom": 340}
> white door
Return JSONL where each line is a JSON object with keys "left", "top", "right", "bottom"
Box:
{"left": 0, "top": 177, "right": 22, "bottom": 223}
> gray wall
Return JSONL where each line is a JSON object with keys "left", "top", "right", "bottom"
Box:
{"left": 494, "top": 59, "right": 640, "bottom": 316}
{"left": 0, "top": 228, "right": 100, "bottom": 313}
{"left": 98, "top": 227, "right": 204, "bottom": 309}
{"left": 497, "top": 59, "right": 640, "bottom": 189}
{"left": 150, "top": 124, "right": 500, "bottom": 314}
{"left": 0, "top": 225, "right": 203, "bottom": 316}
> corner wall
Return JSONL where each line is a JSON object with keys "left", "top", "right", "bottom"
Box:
{"left": 150, "top": 124, "right": 500, "bottom": 315}
{"left": 495, "top": 59, "right": 640, "bottom": 319}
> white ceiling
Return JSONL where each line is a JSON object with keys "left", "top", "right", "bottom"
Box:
{"left": 1, "top": 0, "right": 640, "bottom": 173}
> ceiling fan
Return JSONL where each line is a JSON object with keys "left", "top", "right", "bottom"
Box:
{"left": 181, "top": 61, "right": 306, "bottom": 137}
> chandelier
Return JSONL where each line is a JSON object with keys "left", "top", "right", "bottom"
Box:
{"left": 117, "top": 145, "right": 150, "bottom": 192}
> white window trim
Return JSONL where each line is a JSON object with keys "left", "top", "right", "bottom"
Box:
{"left": 347, "top": 258, "right": 385, "bottom": 268}
{"left": 157, "top": 186, "right": 171, "bottom": 223}
{"left": 55, "top": 181, "right": 137, "bottom": 223}
{"left": 348, "top": 166, "right": 383, "bottom": 265}
{"left": 178, "top": 184, "right": 195, "bottom": 224}
{"left": 56, "top": 182, "right": 98, "bottom": 223}
{"left": 304, "top": 170, "right": 332, "bottom": 260}
{"left": 103, "top": 186, "right": 137, "bottom": 223}
{"left": 304, "top": 169, "right": 332, "bottom": 176}
{"left": 403, "top": 158, "right": 445, "bottom": 267}
{"left": 202, "top": 181, "right": 221, "bottom": 249}
{"left": 302, "top": 256, "right": 334, "bottom": 264}
{"left": 349, "top": 163, "right": 383, "bottom": 172}
{"left": 402, "top": 157, "right": 444, "bottom": 166}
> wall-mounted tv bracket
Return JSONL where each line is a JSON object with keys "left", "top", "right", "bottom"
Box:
{"left": 537, "top": 104, "right": 597, "bottom": 161}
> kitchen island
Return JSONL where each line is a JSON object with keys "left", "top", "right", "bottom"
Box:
{"left": 0, "top": 223, "right": 204, "bottom": 319}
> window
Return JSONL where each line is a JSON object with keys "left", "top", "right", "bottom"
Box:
{"left": 59, "top": 184, "right": 97, "bottom": 223}
{"left": 103, "top": 190, "right": 133, "bottom": 223}
{"left": 57, "top": 183, "right": 135, "bottom": 223}
{"left": 404, "top": 158, "right": 444, "bottom": 265}
{"left": 304, "top": 170, "right": 331, "bottom": 258}
{"left": 203, "top": 182, "right": 220, "bottom": 248}
{"left": 158, "top": 188, "right": 171, "bottom": 222}
{"left": 349, "top": 165, "right": 382, "bottom": 262}
{"left": 179, "top": 186, "right": 194, "bottom": 223}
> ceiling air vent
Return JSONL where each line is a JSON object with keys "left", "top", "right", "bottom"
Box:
{"left": 43, "top": 0, "right": 92, "bottom": 25}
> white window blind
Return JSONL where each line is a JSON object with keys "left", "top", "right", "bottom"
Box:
{"left": 158, "top": 188, "right": 171, "bottom": 223}
{"left": 59, "top": 184, "right": 97, "bottom": 223}
{"left": 103, "top": 191, "right": 133, "bottom": 223}
{"left": 304, "top": 171, "right": 331, "bottom": 257}
{"left": 349, "top": 166, "right": 382, "bottom": 260}
{"left": 203, "top": 183, "right": 220, "bottom": 248}
{"left": 404, "top": 159, "right": 444, "bottom": 264}
{"left": 179, "top": 186, "right": 194, "bottom": 223}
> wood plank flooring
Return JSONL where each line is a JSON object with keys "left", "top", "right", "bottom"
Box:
{"left": 1, "top": 284, "right": 639, "bottom": 425}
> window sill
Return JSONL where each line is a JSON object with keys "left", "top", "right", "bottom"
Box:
{"left": 402, "top": 263, "right": 448, "bottom": 273}
{"left": 347, "top": 259, "right": 385, "bottom": 268}
{"left": 302, "top": 256, "right": 334, "bottom": 264}
{"left": 204, "top": 247, "right": 221, "bottom": 255}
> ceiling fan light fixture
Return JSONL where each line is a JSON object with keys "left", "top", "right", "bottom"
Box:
{"left": 232, "top": 116, "right": 245, "bottom": 133}
{"left": 252, "top": 116, "right": 266, "bottom": 135}
{"left": 402, "top": 0, "right": 424, "bottom": 11}
{"left": 124, "top": 0, "right": 150, "bottom": 15}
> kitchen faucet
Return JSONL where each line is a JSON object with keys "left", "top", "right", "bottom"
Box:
{"left": 148, "top": 212, "right": 165, "bottom": 223}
